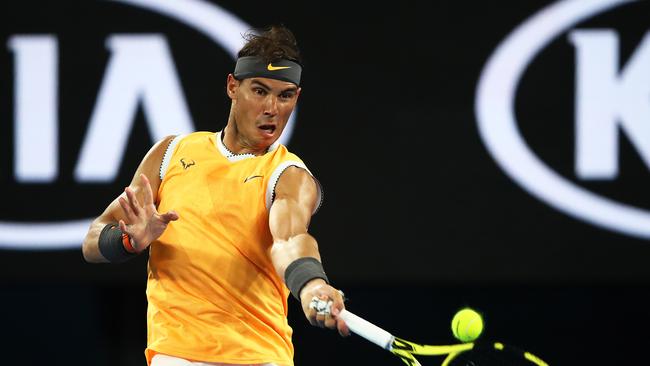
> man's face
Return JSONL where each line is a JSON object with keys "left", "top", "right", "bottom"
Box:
{"left": 227, "top": 75, "right": 301, "bottom": 149}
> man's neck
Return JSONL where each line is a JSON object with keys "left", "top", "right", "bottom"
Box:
{"left": 221, "top": 127, "right": 268, "bottom": 156}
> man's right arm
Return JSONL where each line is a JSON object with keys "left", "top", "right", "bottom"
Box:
{"left": 82, "top": 135, "right": 176, "bottom": 263}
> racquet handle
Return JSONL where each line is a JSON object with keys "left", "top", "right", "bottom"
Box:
{"left": 339, "top": 309, "right": 395, "bottom": 350}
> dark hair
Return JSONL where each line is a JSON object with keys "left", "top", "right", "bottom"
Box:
{"left": 238, "top": 24, "right": 302, "bottom": 65}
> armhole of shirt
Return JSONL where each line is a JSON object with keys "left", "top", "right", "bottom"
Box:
{"left": 159, "top": 135, "right": 184, "bottom": 181}
{"left": 266, "top": 161, "right": 324, "bottom": 215}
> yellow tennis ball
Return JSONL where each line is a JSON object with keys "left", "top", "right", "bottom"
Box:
{"left": 451, "top": 308, "right": 484, "bottom": 342}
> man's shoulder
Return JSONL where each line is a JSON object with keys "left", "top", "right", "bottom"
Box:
{"left": 269, "top": 144, "right": 305, "bottom": 163}
{"left": 184, "top": 131, "right": 215, "bottom": 139}
{"left": 170, "top": 131, "right": 215, "bottom": 145}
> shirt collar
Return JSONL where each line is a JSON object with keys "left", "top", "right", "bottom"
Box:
{"left": 215, "top": 131, "right": 280, "bottom": 162}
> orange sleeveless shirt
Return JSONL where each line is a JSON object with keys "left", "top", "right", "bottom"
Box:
{"left": 145, "top": 131, "right": 320, "bottom": 365}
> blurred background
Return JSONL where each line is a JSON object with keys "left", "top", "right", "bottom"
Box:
{"left": 1, "top": 0, "right": 649, "bottom": 364}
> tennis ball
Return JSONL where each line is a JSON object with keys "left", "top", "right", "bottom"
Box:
{"left": 451, "top": 307, "right": 483, "bottom": 342}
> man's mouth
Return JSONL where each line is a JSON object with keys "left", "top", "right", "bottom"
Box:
{"left": 258, "top": 124, "right": 276, "bottom": 135}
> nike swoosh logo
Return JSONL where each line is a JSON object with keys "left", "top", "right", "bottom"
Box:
{"left": 244, "top": 175, "right": 263, "bottom": 183}
{"left": 267, "top": 63, "right": 291, "bottom": 71}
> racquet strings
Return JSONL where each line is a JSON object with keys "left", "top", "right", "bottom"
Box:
{"left": 389, "top": 338, "right": 548, "bottom": 366}
{"left": 390, "top": 337, "right": 475, "bottom": 366}
{"left": 392, "top": 337, "right": 475, "bottom": 355}
{"left": 448, "top": 341, "right": 549, "bottom": 366}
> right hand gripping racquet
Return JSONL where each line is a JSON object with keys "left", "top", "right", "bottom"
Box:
{"left": 338, "top": 309, "right": 549, "bottom": 366}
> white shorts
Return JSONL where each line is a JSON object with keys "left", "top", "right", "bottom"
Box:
{"left": 151, "top": 353, "right": 279, "bottom": 366}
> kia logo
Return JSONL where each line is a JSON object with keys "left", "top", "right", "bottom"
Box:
{"left": 476, "top": 0, "right": 649, "bottom": 238}
{"left": 0, "top": 0, "right": 298, "bottom": 249}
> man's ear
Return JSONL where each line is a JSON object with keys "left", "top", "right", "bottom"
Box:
{"left": 226, "top": 74, "right": 239, "bottom": 99}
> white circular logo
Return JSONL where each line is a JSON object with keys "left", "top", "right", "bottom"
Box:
{"left": 0, "top": 0, "right": 298, "bottom": 249}
{"left": 475, "top": 0, "right": 649, "bottom": 238}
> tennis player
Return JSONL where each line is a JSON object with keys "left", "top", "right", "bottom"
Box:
{"left": 82, "top": 24, "right": 349, "bottom": 366}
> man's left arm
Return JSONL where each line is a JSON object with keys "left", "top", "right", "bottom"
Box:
{"left": 269, "top": 166, "right": 349, "bottom": 336}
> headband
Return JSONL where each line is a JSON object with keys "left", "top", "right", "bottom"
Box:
{"left": 233, "top": 56, "right": 302, "bottom": 85}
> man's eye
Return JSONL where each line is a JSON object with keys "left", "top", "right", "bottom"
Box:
{"left": 254, "top": 88, "right": 266, "bottom": 95}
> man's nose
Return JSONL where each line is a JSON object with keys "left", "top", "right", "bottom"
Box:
{"left": 264, "top": 95, "right": 278, "bottom": 116}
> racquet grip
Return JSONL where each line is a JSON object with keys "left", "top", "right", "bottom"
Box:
{"left": 339, "top": 309, "right": 394, "bottom": 350}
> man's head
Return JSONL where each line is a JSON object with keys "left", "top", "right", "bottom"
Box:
{"left": 235, "top": 25, "right": 303, "bottom": 85}
{"left": 238, "top": 25, "right": 302, "bottom": 63}
{"left": 224, "top": 25, "right": 302, "bottom": 154}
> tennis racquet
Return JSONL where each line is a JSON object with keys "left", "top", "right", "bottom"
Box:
{"left": 338, "top": 309, "right": 549, "bottom": 366}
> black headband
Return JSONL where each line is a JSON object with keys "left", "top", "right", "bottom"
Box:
{"left": 233, "top": 56, "right": 302, "bottom": 85}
